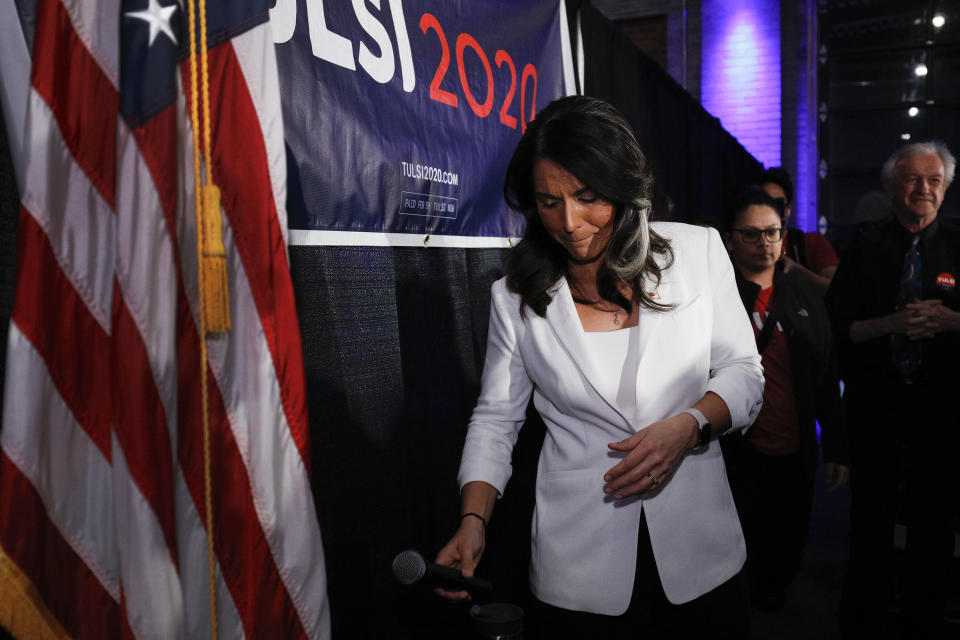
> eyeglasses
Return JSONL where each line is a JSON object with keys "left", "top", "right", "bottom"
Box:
{"left": 733, "top": 227, "right": 784, "bottom": 244}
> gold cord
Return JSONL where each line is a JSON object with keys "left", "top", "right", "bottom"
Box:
{"left": 187, "top": 1, "right": 219, "bottom": 638}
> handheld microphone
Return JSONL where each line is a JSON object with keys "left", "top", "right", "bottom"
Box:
{"left": 391, "top": 549, "right": 493, "bottom": 593}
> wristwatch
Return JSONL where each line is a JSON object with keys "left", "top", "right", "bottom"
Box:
{"left": 684, "top": 408, "right": 712, "bottom": 449}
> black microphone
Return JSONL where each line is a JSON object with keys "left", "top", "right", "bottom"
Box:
{"left": 391, "top": 549, "right": 493, "bottom": 593}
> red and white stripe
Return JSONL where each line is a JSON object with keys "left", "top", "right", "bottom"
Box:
{"left": 0, "top": 0, "right": 329, "bottom": 637}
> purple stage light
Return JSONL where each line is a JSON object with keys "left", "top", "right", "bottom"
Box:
{"left": 701, "top": 0, "right": 782, "bottom": 169}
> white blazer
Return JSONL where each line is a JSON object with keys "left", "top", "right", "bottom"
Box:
{"left": 458, "top": 222, "right": 764, "bottom": 615}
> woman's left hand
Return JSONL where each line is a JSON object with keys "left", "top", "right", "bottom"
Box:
{"left": 603, "top": 413, "right": 697, "bottom": 499}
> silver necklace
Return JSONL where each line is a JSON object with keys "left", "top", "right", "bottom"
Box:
{"left": 572, "top": 293, "right": 624, "bottom": 326}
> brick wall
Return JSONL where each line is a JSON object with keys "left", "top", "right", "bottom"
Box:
{"left": 701, "top": 0, "right": 782, "bottom": 168}
{"left": 617, "top": 15, "right": 669, "bottom": 70}
{"left": 592, "top": 0, "right": 697, "bottom": 97}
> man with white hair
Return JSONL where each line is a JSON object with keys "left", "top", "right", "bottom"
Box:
{"left": 827, "top": 141, "right": 960, "bottom": 638}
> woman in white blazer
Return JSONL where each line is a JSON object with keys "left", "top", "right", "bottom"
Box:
{"left": 436, "top": 96, "right": 764, "bottom": 638}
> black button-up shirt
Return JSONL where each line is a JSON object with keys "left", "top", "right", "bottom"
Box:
{"left": 826, "top": 216, "right": 960, "bottom": 383}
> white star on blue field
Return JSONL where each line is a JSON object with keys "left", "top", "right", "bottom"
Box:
{"left": 125, "top": 0, "right": 179, "bottom": 47}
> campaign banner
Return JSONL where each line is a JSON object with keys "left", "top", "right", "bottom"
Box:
{"left": 272, "top": 0, "right": 574, "bottom": 247}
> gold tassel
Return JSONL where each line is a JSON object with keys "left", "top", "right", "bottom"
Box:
{"left": 0, "top": 549, "right": 69, "bottom": 640}
{"left": 200, "top": 183, "right": 230, "bottom": 332}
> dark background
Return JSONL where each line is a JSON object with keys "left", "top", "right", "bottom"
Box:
{"left": 819, "top": 0, "right": 960, "bottom": 252}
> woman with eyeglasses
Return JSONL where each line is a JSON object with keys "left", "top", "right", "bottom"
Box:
{"left": 433, "top": 96, "right": 764, "bottom": 638}
{"left": 721, "top": 186, "right": 850, "bottom": 612}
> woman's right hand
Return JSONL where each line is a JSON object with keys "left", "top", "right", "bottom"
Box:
{"left": 433, "top": 516, "right": 486, "bottom": 601}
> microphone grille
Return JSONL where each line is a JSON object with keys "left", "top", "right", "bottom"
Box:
{"left": 392, "top": 549, "right": 427, "bottom": 585}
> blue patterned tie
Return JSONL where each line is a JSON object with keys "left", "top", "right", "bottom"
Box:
{"left": 891, "top": 234, "right": 922, "bottom": 380}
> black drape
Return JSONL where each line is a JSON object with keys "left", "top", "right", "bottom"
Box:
{"left": 290, "top": 244, "right": 530, "bottom": 638}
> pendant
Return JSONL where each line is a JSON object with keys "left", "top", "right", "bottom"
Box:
{"left": 613, "top": 310, "right": 621, "bottom": 325}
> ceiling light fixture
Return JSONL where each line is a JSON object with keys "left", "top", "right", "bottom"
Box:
{"left": 901, "top": 133, "right": 912, "bottom": 140}
{"left": 908, "top": 107, "right": 919, "bottom": 117}
{"left": 932, "top": 14, "right": 946, "bottom": 28}
{"left": 914, "top": 64, "right": 928, "bottom": 76}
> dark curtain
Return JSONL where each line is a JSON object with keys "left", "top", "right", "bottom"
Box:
{"left": 290, "top": 244, "right": 544, "bottom": 638}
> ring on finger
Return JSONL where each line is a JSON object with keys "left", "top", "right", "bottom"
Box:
{"left": 647, "top": 471, "right": 659, "bottom": 486}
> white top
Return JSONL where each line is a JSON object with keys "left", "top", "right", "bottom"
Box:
{"left": 581, "top": 326, "right": 635, "bottom": 420}
{"left": 458, "top": 222, "right": 764, "bottom": 613}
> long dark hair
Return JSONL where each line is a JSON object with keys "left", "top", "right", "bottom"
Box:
{"left": 503, "top": 95, "right": 672, "bottom": 316}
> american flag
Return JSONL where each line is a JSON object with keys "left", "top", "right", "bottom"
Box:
{"left": 0, "top": 0, "right": 330, "bottom": 637}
